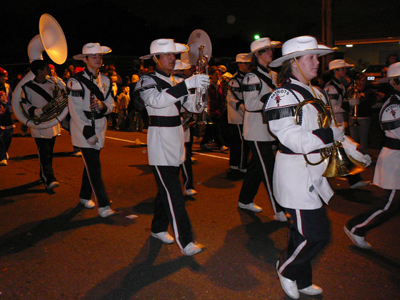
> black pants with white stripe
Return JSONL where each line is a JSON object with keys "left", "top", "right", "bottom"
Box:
{"left": 229, "top": 124, "right": 248, "bottom": 170}
{"left": 152, "top": 165, "right": 193, "bottom": 249}
{"left": 34, "top": 136, "right": 57, "bottom": 187}
{"left": 238, "top": 140, "right": 283, "bottom": 214}
{"left": 79, "top": 147, "right": 110, "bottom": 208}
{"left": 346, "top": 189, "right": 400, "bottom": 237}
{"left": 181, "top": 141, "right": 194, "bottom": 191}
{"left": 277, "top": 206, "right": 330, "bottom": 289}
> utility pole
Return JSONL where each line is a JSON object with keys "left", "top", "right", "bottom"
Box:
{"left": 322, "top": 0, "right": 333, "bottom": 72}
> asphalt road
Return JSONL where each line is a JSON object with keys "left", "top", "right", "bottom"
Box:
{"left": 0, "top": 124, "right": 399, "bottom": 300}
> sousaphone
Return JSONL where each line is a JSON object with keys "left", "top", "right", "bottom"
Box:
{"left": 12, "top": 13, "right": 68, "bottom": 130}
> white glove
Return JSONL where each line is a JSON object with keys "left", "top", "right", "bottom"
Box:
{"left": 342, "top": 136, "right": 372, "bottom": 167}
{"left": 185, "top": 74, "right": 210, "bottom": 90}
{"left": 331, "top": 124, "right": 345, "bottom": 142}
{"left": 87, "top": 135, "right": 99, "bottom": 145}
{"left": 349, "top": 98, "right": 360, "bottom": 106}
{"left": 34, "top": 108, "right": 43, "bottom": 117}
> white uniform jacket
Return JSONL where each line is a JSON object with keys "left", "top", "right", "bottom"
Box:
{"left": 373, "top": 93, "right": 400, "bottom": 189}
{"left": 264, "top": 77, "right": 336, "bottom": 209}
{"left": 227, "top": 71, "right": 246, "bottom": 124}
{"left": 135, "top": 70, "right": 202, "bottom": 166}
{"left": 324, "top": 77, "right": 347, "bottom": 118}
{"left": 242, "top": 65, "right": 277, "bottom": 141}
{"left": 67, "top": 70, "right": 114, "bottom": 150}
{"left": 21, "top": 77, "right": 64, "bottom": 138}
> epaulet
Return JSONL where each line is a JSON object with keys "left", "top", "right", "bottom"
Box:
{"left": 67, "top": 78, "right": 84, "bottom": 97}
{"left": 263, "top": 87, "right": 298, "bottom": 122}
{"left": 228, "top": 77, "right": 240, "bottom": 88}
{"left": 135, "top": 75, "right": 157, "bottom": 92}
{"left": 380, "top": 95, "right": 400, "bottom": 130}
{"left": 242, "top": 72, "right": 261, "bottom": 85}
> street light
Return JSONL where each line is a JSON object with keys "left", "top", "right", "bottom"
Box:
{"left": 254, "top": 34, "right": 260, "bottom": 40}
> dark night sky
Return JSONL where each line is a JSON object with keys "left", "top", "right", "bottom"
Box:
{"left": 1, "top": 0, "right": 399, "bottom": 67}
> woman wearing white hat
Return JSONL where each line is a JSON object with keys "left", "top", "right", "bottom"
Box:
{"left": 264, "top": 36, "right": 370, "bottom": 299}
{"left": 345, "top": 62, "right": 400, "bottom": 250}
{"left": 68, "top": 43, "right": 116, "bottom": 217}
{"left": 135, "top": 38, "right": 209, "bottom": 256}
{"left": 237, "top": 37, "right": 287, "bottom": 222}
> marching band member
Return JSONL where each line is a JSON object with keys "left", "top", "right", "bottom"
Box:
{"left": 264, "top": 36, "right": 370, "bottom": 299}
{"left": 227, "top": 53, "right": 251, "bottom": 173}
{"left": 345, "top": 62, "right": 400, "bottom": 249}
{"left": 67, "top": 43, "right": 116, "bottom": 218}
{"left": 237, "top": 38, "right": 286, "bottom": 222}
{"left": 325, "top": 59, "right": 370, "bottom": 189}
{"left": 0, "top": 68, "right": 15, "bottom": 166}
{"left": 135, "top": 38, "right": 209, "bottom": 256}
{"left": 21, "top": 60, "right": 65, "bottom": 189}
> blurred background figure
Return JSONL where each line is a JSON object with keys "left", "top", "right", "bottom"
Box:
{"left": 0, "top": 68, "right": 15, "bottom": 166}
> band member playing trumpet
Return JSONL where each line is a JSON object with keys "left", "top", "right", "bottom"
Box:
{"left": 237, "top": 37, "right": 286, "bottom": 222}
{"left": 135, "top": 38, "right": 209, "bottom": 256}
{"left": 325, "top": 59, "right": 370, "bottom": 189}
{"left": 67, "top": 43, "right": 116, "bottom": 218}
{"left": 264, "top": 36, "right": 371, "bottom": 299}
{"left": 21, "top": 60, "right": 65, "bottom": 189}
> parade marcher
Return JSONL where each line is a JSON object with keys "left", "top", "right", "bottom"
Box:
{"left": 237, "top": 37, "right": 286, "bottom": 222}
{"left": 67, "top": 43, "right": 116, "bottom": 218}
{"left": 264, "top": 36, "right": 371, "bottom": 299}
{"left": 116, "top": 85, "right": 130, "bottom": 131}
{"left": 175, "top": 60, "right": 197, "bottom": 196}
{"left": 227, "top": 54, "right": 251, "bottom": 173}
{"left": 325, "top": 59, "right": 370, "bottom": 189}
{"left": 135, "top": 38, "right": 210, "bottom": 256}
{"left": 0, "top": 68, "right": 15, "bottom": 166}
{"left": 344, "top": 62, "right": 400, "bottom": 249}
{"left": 21, "top": 60, "right": 65, "bottom": 189}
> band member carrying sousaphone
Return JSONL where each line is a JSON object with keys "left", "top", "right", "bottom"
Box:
{"left": 67, "top": 43, "right": 116, "bottom": 218}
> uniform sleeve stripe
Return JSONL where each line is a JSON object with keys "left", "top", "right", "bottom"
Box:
{"left": 263, "top": 106, "right": 296, "bottom": 121}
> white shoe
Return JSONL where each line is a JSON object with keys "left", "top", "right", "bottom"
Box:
{"left": 230, "top": 165, "right": 239, "bottom": 170}
{"left": 151, "top": 231, "right": 174, "bottom": 244}
{"left": 181, "top": 242, "right": 204, "bottom": 256}
{"left": 46, "top": 181, "right": 59, "bottom": 189}
{"left": 98, "top": 206, "right": 116, "bottom": 218}
{"left": 185, "top": 189, "right": 197, "bottom": 196}
{"left": 0, "top": 159, "right": 7, "bottom": 166}
{"left": 350, "top": 181, "right": 371, "bottom": 189}
{"left": 344, "top": 226, "right": 372, "bottom": 249}
{"left": 274, "top": 211, "right": 288, "bottom": 222}
{"left": 239, "top": 168, "right": 247, "bottom": 173}
{"left": 219, "top": 145, "right": 229, "bottom": 152}
{"left": 80, "top": 198, "right": 95, "bottom": 209}
{"left": 299, "top": 284, "right": 323, "bottom": 295}
{"left": 276, "top": 261, "right": 299, "bottom": 299}
{"left": 238, "top": 202, "right": 262, "bottom": 212}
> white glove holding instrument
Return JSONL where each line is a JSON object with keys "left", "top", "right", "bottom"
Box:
{"left": 331, "top": 124, "right": 345, "bottom": 142}
{"left": 185, "top": 74, "right": 210, "bottom": 90}
{"left": 87, "top": 135, "right": 99, "bottom": 145}
{"left": 342, "top": 135, "right": 372, "bottom": 167}
{"left": 34, "top": 108, "right": 43, "bottom": 117}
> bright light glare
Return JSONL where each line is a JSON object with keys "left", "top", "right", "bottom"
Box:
{"left": 346, "top": 44, "right": 353, "bottom": 47}
{"left": 254, "top": 35, "right": 260, "bottom": 40}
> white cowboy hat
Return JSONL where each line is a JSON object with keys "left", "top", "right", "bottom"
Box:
{"left": 376, "top": 62, "right": 400, "bottom": 83}
{"left": 73, "top": 43, "right": 111, "bottom": 60}
{"left": 234, "top": 53, "right": 252, "bottom": 63}
{"left": 329, "top": 59, "right": 354, "bottom": 70}
{"left": 140, "top": 39, "right": 188, "bottom": 60}
{"left": 244, "top": 37, "right": 281, "bottom": 59}
{"left": 269, "top": 36, "right": 334, "bottom": 67}
{"left": 174, "top": 59, "right": 191, "bottom": 70}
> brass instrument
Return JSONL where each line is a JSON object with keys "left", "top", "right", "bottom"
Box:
{"left": 12, "top": 14, "right": 68, "bottom": 129}
{"left": 294, "top": 97, "right": 365, "bottom": 177}
{"left": 188, "top": 29, "right": 212, "bottom": 125}
{"left": 348, "top": 83, "right": 360, "bottom": 126}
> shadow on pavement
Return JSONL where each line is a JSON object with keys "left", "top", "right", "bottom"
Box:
{"left": 0, "top": 180, "right": 46, "bottom": 203}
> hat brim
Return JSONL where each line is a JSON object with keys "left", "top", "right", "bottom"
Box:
{"left": 244, "top": 41, "right": 282, "bottom": 60}
{"left": 329, "top": 63, "right": 354, "bottom": 70}
{"left": 376, "top": 74, "right": 400, "bottom": 83}
{"left": 140, "top": 43, "right": 189, "bottom": 60}
{"left": 269, "top": 47, "right": 334, "bottom": 68}
{"left": 73, "top": 46, "right": 112, "bottom": 60}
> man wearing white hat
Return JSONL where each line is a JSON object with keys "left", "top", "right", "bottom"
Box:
{"left": 67, "top": 43, "right": 116, "bottom": 218}
{"left": 325, "top": 59, "right": 370, "bottom": 189}
{"left": 135, "top": 38, "right": 209, "bottom": 256}
{"left": 237, "top": 37, "right": 287, "bottom": 223}
{"left": 264, "top": 36, "right": 371, "bottom": 299}
{"left": 227, "top": 53, "right": 251, "bottom": 173}
{"left": 345, "top": 62, "right": 400, "bottom": 250}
